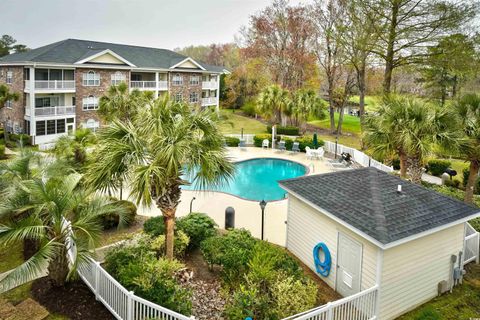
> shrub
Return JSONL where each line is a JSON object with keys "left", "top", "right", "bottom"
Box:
{"left": 224, "top": 285, "right": 265, "bottom": 320}
{"left": 427, "top": 159, "right": 451, "bottom": 176}
{"left": 271, "top": 275, "right": 318, "bottom": 319}
{"left": 251, "top": 242, "right": 303, "bottom": 279}
{"left": 470, "top": 217, "right": 480, "bottom": 232}
{"left": 9, "top": 133, "right": 31, "bottom": 145}
{"left": 0, "top": 144, "right": 5, "bottom": 160}
{"left": 391, "top": 157, "right": 401, "bottom": 170}
{"left": 253, "top": 134, "right": 272, "bottom": 147}
{"left": 241, "top": 100, "right": 257, "bottom": 117}
{"left": 266, "top": 125, "right": 300, "bottom": 136}
{"left": 100, "top": 200, "right": 137, "bottom": 230}
{"left": 201, "top": 229, "right": 257, "bottom": 284}
{"left": 176, "top": 213, "right": 217, "bottom": 248}
{"left": 224, "top": 136, "right": 240, "bottom": 147}
{"left": 444, "top": 179, "right": 461, "bottom": 189}
{"left": 143, "top": 216, "right": 165, "bottom": 237}
{"left": 105, "top": 240, "right": 192, "bottom": 315}
{"left": 150, "top": 230, "right": 190, "bottom": 257}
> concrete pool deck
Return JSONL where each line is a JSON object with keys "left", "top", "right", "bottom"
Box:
{"left": 138, "top": 147, "right": 333, "bottom": 246}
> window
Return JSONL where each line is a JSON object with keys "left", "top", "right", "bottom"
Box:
{"left": 6, "top": 71, "right": 12, "bottom": 84}
{"left": 56, "top": 119, "right": 66, "bottom": 134}
{"left": 84, "top": 119, "right": 100, "bottom": 132}
{"left": 67, "top": 118, "right": 74, "bottom": 123}
{"left": 111, "top": 72, "right": 126, "bottom": 86}
{"left": 174, "top": 93, "right": 183, "bottom": 103}
{"left": 82, "top": 95, "right": 99, "bottom": 110}
{"left": 25, "top": 120, "right": 30, "bottom": 135}
{"left": 5, "top": 100, "right": 13, "bottom": 109}
{"left": 189, "top": 92, "right": 199, "bottom": 103}
{"left": 36, "top": 121, "right": 46, "bottom": 136}
{"left": 82, "top": 71, "right": 100, "bottom": 86}
{"left": 72, "top": 97, "right": 76, "bottom": 106}
{"left": 190, "top": 75, "right": 199, "bottom": 85}
{"left": 47, "top": 120, "right": 56, "bottom": 135}
{"left": 172, "top": 73, "right": 183, "bottom": 86}
{"left": 35, "top": 96, "right": 60, "bottom": 108}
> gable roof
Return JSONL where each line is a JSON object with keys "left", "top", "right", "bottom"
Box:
{"left": 0, "top": 39, "right": 225, "bottom": 73}
{"left": 280, "top": 167, "right": 480, "bottom": 248}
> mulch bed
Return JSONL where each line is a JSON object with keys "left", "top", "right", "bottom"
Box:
{"left": 31, "top": 278, "right": 115, "bottom": 320}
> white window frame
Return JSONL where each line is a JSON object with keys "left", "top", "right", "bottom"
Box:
{"left": 111, "top": 72, "right": 126, "bottom": 86}
{"left": 189, "top": 92, "right": 199, "bottom": 103}
{"left": 82, "top": 95, "right": 99, "bottom": 111}
{"left": 84, "top": 119, "right": 100, "bottom": 132}
{"left": 172, "top": 73, "right": 183, "bottom": 86}
{"left": 189, "top": 75, "right": 199, "bottom": 85}
{"left": 6, "top": 71, "right": 13, "bottom": 84}
{"left": 82, "top": 71, "right": 100, "bottom": 86}
{"left": 175, "top": 93, "right": 183, "bottom": 103}
{"left": 5, "top": 100, "right": 13, "bottom": 109}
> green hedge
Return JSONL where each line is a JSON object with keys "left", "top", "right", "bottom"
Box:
{"left": 266, "top": 125, "right": 300, "bottom": 136}
{"left": 9, "top": 133, "right": 31, "bottom": 146}
{"left": 100, "top": 200, "right": 137, "bottom": 230}
{"left": 253, "top": 134, "right": 272, "bottom": 147}
{"left": 253, "top": 134, "right": 324, "bottom": 152}
{"left": 241, "top": 100, "right": 257, "bottom": 117}
{"left": 225, "top": 136, "right": 240, "bottom": 147}
{"left": 427, "top": 159, "right": 451, "bottom": 176}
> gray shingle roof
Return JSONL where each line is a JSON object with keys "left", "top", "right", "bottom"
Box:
{"left": 280, "top": 167, "right": 479, "bottom": 246}
{"left": 0, "top": 39, "right": 225, "bottom": 72}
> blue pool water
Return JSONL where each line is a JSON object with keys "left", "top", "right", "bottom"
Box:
{"left": 182, "top": 158, "right": 306, "bottom": 201}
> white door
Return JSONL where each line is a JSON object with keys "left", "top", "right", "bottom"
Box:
{"left": 336, "top": 232, "right": 362, "bottom": 297}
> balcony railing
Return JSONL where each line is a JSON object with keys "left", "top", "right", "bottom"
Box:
{"left": 202, "top": 81, "right": 218, "bottom": 90}
{"left": 25, "top": 106, "right": 76, "bottom": 117}
{"left": 201, "top": 97, "right": 218, "bottom": 106}
{"left": 130, "top": 80, "right": 168, "bottom": 90}
{"left": 25, "top": 80, "right": 75, "bottom": 91}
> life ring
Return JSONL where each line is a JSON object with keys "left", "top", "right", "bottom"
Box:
{"left": 313, "top": 242, "right": 331, "bottom": 277}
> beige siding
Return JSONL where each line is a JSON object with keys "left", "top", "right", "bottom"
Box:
{"left": 379, "top": 224, "right": 464, "bottom": 320}
{"left": 286, "top": 195, "right": 378, "bottom": 292}
{"left": 90, "top": 53, "right": 125, "bottom": 64}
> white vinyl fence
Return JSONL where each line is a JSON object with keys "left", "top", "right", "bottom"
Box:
{"left": 283, "top": 285, "right": 379, "bottom": 320}
{"left": 77, "top": 259, "right": 192, "bottom": 320}
{"left": 464, "top": 222, "right": 480, "bottom": 265}
{"left": 323, "top": 141, "right": 393, "bottom": 173}
{"left": 225, "top": 133, "right": 256, "bottom": 145}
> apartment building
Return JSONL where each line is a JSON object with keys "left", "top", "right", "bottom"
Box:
{"left": 0, "top": 39, "right": 227, "bottom": 146}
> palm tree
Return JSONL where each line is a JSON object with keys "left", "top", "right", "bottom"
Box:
{"left": 0, "top": 84, "right": 20, "bottom": 141}
{"left": 85, "top": 95, "right": 233, "bottom": 259}
{"left": 0, "top": 171, "right": 123, "bottom": 290}
{"left": 452, "top": 94, "right": 480, "bottom": 203}
{"left": 289, "top": 89, "right": 327, "bottom": 134}
{"left": 98, "top": 82, "right": 153, "bottom": 122}
{"left": 53, "top": 128, "right": 96, "bottom": 169}
{"left": 364, "top": 95, "right": 460, "bottom": 183}
{"left": 256, "top": 85, "right": 290, "bottom": 125}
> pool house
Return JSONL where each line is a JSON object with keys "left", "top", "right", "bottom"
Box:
{"left": 280, "top": 167, "right": 480, "bottom": 320}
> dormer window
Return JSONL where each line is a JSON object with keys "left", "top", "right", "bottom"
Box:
{"left": 82, "top": 71, "right": 100, "bottom": 86}
{"left": 172, "top": 73, "right": 183, "bottom": 86}
{"left": 111, "top": 72, "right": 126, "bottom": 86}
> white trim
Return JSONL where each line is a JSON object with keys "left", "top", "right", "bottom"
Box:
{"left": 74, "top": 49, "right": 137, "bottom": 67}
{"left": 283, "top": 187, "right": 480, "bottom": 250}
{"left": 169, "top": 57, "right": 206, "bottom": 70}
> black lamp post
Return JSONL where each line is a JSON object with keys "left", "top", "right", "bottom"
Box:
{"left": 189, "top": 197, "right": 196, "bottom": 213}
{"left": 334, "top": 135, "right": 339, "bottom": 159}
{"left": 259, "top": 199, "right": 267, "bottom": 240}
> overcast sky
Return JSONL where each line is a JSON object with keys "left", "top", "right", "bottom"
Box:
{"left": 1, "top": 0, "right": 305, "bottom": 50}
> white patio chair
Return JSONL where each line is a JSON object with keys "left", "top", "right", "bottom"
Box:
{"left": 316, "top": 147, "right": 325, "bottom": 160}
{"left": 262, "top": 139, "right": 269, "bottom": 149}
{"left": 305, "top": 146, "right": 314, "bottom": 159}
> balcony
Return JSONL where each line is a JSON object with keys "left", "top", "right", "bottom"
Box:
{"left": 25, "top": 80, "right": 75, "bottom": 92}
{"left": 130, "top": 81, "right": 168, "bottom": 90}
{"left": 201, "top": 97, "right": 218, "bottom": 106}
{"left": 202, "top": 81, "right": 218, "bottom": 90}
{"left": 25, "top": 106, "right": 76, "bottom": 118}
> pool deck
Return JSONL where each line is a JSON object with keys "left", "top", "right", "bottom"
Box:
{"left": 139, "top": 147, "right": 333, "bottom": 246}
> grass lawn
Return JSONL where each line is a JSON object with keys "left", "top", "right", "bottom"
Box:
{"left": 218, "top": 109, "right": 267, "bottom": 134}
{"left": 307, "top": 132, "right": 363, "bottom": 150}
{"left": 397, "top": 264, "right": 480, "bottom": 320}
{"left": 308, "top": 113, "right": 362, "bottom": 135}
{"left": 349, "top": 95, "right": 382, "bottom": 112}
{"left": 448, "top": 159, "right": 469, "bottom": 183}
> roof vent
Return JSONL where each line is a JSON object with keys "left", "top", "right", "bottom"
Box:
{"left": 397, "top": 184, "right": 402, "bottom": 194}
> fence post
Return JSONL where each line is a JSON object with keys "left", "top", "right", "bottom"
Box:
{"left": 326, "top": 302, "right": 333, "bottom": 320}
{"left": 476, "top": 233, "right": 480, "bottom": 264}
{"left": 94, "top": 261, "right": 100, "bottom": 300}
{"left": 127, "top": 290, "right": 134, "bottom": 320}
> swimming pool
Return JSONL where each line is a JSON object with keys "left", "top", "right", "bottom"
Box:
{"left": 182, "top": 158, "right": 307, "bottom": 201}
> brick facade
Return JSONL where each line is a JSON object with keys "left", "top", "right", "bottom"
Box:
{"left": 74, "top": 68, "right": 130, "bottom": 127}
{"left": 168, "top": 72, "right": 202, "bottom": 107}
{"left": 0, "top": 66, "right": 25, "bottom": 133}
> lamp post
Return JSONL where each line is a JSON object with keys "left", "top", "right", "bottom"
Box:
{"left": 259, "top": 199, "right": 267, "bottom": 240}
{"left": 334, "top": 135, "right": 339, "bottom": 159}
{"left": 189, "top": 197, "right": 196, "bottom": 213}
